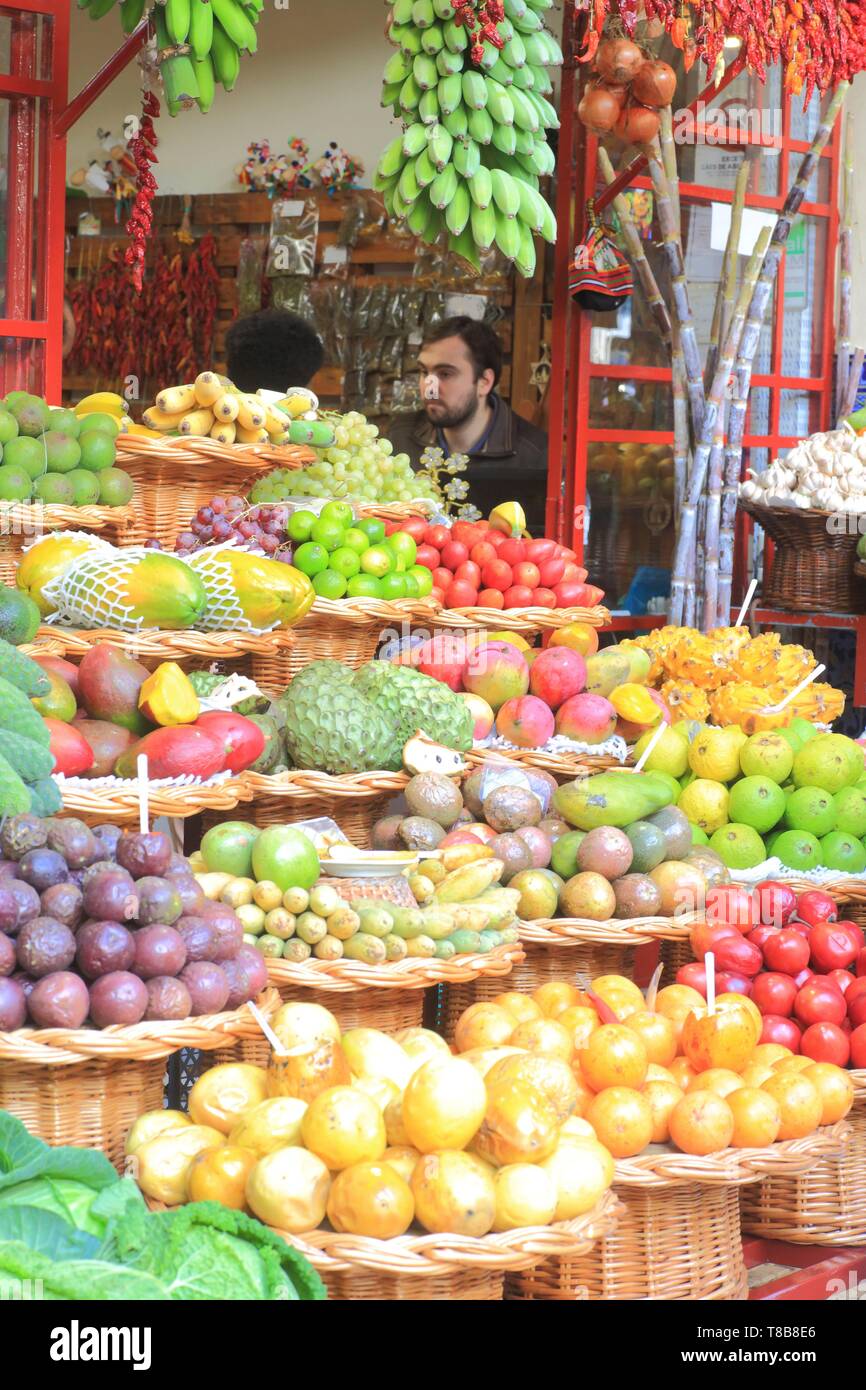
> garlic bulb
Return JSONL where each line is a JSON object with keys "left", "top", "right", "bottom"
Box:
{"left": 739, "top": 424, "right": 866, "bottom": 512}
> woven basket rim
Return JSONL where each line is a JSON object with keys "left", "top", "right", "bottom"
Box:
{"left": 243, "top": 769, "right": 409, "bottom": 798}
{"left": 114, "top": 434, "right": 314, "bottom": 470}
{"left": 728, "top": 873, "right": 866, "bottom": 899}
{"left": 20, "top": 636, "right": 65, "bottom": 657}
{"left": 0, "top": 500, "right": 135, "bottom": 531}
{"left": 59, "top": 772, "right": 252, "bottom": 820}
{"left": 851, "top": 1068, "right": 866, "bottom": 1100}
{"left": 38, "top": 624, "right": 296, "bottom": 659}
{"left": 610, "top": 1122, "right": 849, "bottom": 1189}
{"left": 300, "top": 595, "right": 441, "bottom": 628}
{"left": 0, "top": 988, "right": 279, "bottom": 1065}
{"left": 432, "top": 604, "right": 609, "bottom": 633}
{"left": 266, "top": 941, "right": 524, "bottom": 993}
{"left": 518, "top": 915, "right": 677, "bottom": 947}
{"left": 465, "top": 747, "right": 625, "bottom": 776}
{"left": 739, "top": 499, "right": 846, "bottom": 523}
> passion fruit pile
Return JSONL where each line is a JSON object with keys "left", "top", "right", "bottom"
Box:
{"left": 0, "top": 814, "right": 266, "bottom": 1031}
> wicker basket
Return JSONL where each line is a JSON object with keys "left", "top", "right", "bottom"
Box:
{"left": 38, "top": 623, "right": 296, "bottom": 677}
{"left": 465, "top": 746, "right": 626, "bottom": 779}
{"left": 356, "top": 503, "right": 436, "bottom": 523}
{"left": 509, "top": 1126, "right": 847, "bottom": 1301}
{"left": 202, "top": 770, "right": 408, "bottom": 846}
{"left": 58, "top": 771, "right": 252, "bottom": 824}
{"left": 0, "top": 989, "right": 278, "bottom": 1168}
{"left": 113, "top": 435, "right": 314, "bottom": 549}
{"left": 658, "top": 936, "right": 695, "bottom": 981}
{"left": 432, "top": 603, "right": 610, "bottom": 636}
{"left": 740, "top": 499, "right": 866, "bottom": 613}
{"left": 0, "top": 502, "right": 135, "bottom": 584}
{"left": 741, "top": 1081, "right": 866, "bottom": 1245}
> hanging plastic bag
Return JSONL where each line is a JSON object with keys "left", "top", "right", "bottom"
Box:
{"left": 570, "top": 207, "right": 634, "bottom": 312}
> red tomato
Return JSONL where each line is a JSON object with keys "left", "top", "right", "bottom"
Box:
{"left": 760, "top": 1014, "right": 802, "bottom": 1051}
{"left": 401, "top": 517, "right": 429, "bottom": 543}
{"left": 792, "top": 968, "right": 816, "bottom": 990}
{"left": 716, "top": 971, "right": 753, "bottom": 996}
{"left": 432, "top": 567, "right": 453, "bottom": 592}
{"left": 795, "top": 889, "right": 838, "bottom": 927}
{"left": 859, "top": 948, "right": 866, "bottom": 977}
{"left": 503, "top": 585, "right": 536, "bottom": 608}
{"left": 850, "top": 1022, "right": 866, "bottom": 1067}
{"left": 424, "top": 524, "right": 450, "bottom": 549}
{"left": 848, "top": 994, "right": 866, "bottom": 1029}
{"left": 452, "top": 521, "right": 487, "bottom": 548}
{"left": 513, "top": 562, "right": 540, "bottom": 590}
{"left": 786, "top": 920, "right": 812, "bottom": 939}
{"left": 414, "top": 545, "right": 440, "bottom": 571}
{"left": 553, "top": 582, "right": 588, "bottom": 608}
{"left": 470, "top": 541, "right": 497, "bottom": 569}
{"left": 751, "top": 971, "right": 798, "bottom": 1017}
{"left": 809, "top": 922, "right": 860, "bottom": 972}
{"left": 676, "top": 962, "right": 708, "bottom": 996}
{"left": 532, "top": 588, "right": 557, "bottom": 608}
{"left": 755, "top": 880, "right": 798, "bottom": 927}
{"left": 705, "top": 885, "right": 758, "bottom": 933}
{"left": 800, "top": 1021, "right": 850, "bottom": 1066}
{"left": 430, "top": 588, "right": 446, "bottom": 606}
{"left": 440, "top": 540, "right": 469, "bottom": 571}
{"left": 846, "top": 976, "right": 866, "bottom": 1007}
{"left": 538, "top": 558, "right": 566, "bottom": 587}
{"left": 481, "top": 559, "right": 513, "bottom": 591}
{"left": 748, "top": 925, "right": 780, "bottom": 950}
{"left": 835, "top": 920, "right": 865, "bottom": 951}
{"left": 487, "top": 530, "right": 507, "bottom": 550}
{"left": 794, "top": 980, "right": 847, "bottom": 1027}
{"left": 498, "top": 539, "right": 526, "bottom": 567}
{"left": 524, "top": 539, "right": 557, "bottom": 564}
{"left": 444, "top": 579, "right": 478, "bottom": 609}
{"left": 382, "top": 520, "right": 399, "bottom": 536}
{"left": 762, "top": 928, "right": 810, "bottom": 976}
{"left": 712, "top": 935, "right": 763, "bottom": 978}
{"left": 454, "top": 561, "right": 481, "bottom": 589}
{"left": 44, "top": 717, "right": 94, "bottom": 777}
{"left": 477, "top": 588, "right": 505, "bottom": 609}
{"left": 195, "top": 711, "right": 265, "bottom": 774}
{"left": 690, "top": 921, "right": 739, "bottom": 959}
{"left": 827, "top": 968, "right": 854, "bottom": 997}
{"left": 562, "top": 563, "right": 589, "bottom": 583}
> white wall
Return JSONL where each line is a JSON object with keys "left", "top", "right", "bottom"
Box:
{"left": 67, "top": 0, "right": 395, "bottom": 193}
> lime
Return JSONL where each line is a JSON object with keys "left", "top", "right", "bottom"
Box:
{"left": 4, "top": 436, "right": 46, "bottom": 480}
{"left": 292, "top": 542, "right": 329, "bottom": 577}
{"left": 347, "top": 573, "right": 383, "bottom": 599}
{"left": 678, "top": 779, "right": 730, "bottom": 834}
{"left": 310, "top": 517, "right": 346, "bottom": 552}
{"left": 97, "top": 467, "right": 134, "bottom": 506}
{"left": 312, "top": 569, "right": 348, "bottom": 599}
{"left": 342, "top": 527, "right": 370, "bottom": 556}
{"left": 633, "top": 725, "right": 689, "bottom": 778}
{"left": 48, "top": 408, "right": 80, "bottom": 437}
{"left": 833, "top": 785, "right": 866, "bottom": 838}
{"left": 672, "top": 719, "right": 706, "bottom": 745}
{"left": 319, "top": 500, "right": 354, "bottom": 530}
{"left": 0, "top": 409, "right": 19, "bottom": 445}
{"left": 287, "top": 509, "right": 317, "bottom": 543}
{"left": 42, "top": 431, "right": 81, "bottom": 474}
{"left": 360, "top": 545, "right": 394, "bottom": 578}
{"left": 690, "top": 824, "right": 710, "bottom": 845}
{"left": 408, "top": 564, "right": 433, "bottom": 597}
{"left": 643, "top": 770, "right": 682, "bottom": 805}
{"left": 386, "top": 531, "right": 417, "bottom": 568}
{"left": 329, "top": 545, "right": 361, "bottom": 578}
{"left": 78, "top": 430, "right": 116, "bottom": 472}
{"left": 793, "top": 732, "right": 863, "bottom": 794}
{"left": 66, "top": 469, "right": 100, "bottom": 506}
{"left": 820, "top": 830, "right": 866, "bottom": 874}
{"left": 78, "top": 412, "right": 120, "bottom": 439}
{"left": 775, "top": 725, "right": 805, "bottom": 753}
{"left": 12, "top": 397, "right": 50, "bottom": 437}
{"left": 708, "top": 823, "right": 767, "bottom": 870}
{"left": 739, "top": 731, "right": 794, "bottom": 784}
{"left": 379, "top": 572, "right": 407, "bottom": 600}
{"left": 784, "top": 785, "right": 836, "bottom": 836}
{"left": 771, "top": 829, "right": 823, "bottom": 870}
{"left": 356, "top": 517, "right": 385, "bottom": 545}
{"left": 34, "top": 474, "right": 74, "bottom": 505}
{"left": 402, "top": 573, "right": 420, "bottom": 597}
{"left": 727, "top": 775, "right": 786, "bottom": 834}
{"left": 0, "top": 464, "right": 33, "bottom": 501}
{"left": 788, "top": 717, "right": 818, "bottom": 745}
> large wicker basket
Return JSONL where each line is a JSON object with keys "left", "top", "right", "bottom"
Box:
{"left": 38, "top": 623, "right": 296, "bottom": 677}
{"left": 741, "top": 1076, "right": 866, "bottom": 1245}
{"left": 432, "top": 603, "right": 610, "bottom": 636}
{"left": 0, "top": 501, "right": 135, "bottom": 584}
{"left": 0, "top": 989, "right": 278, "bottom": 1168}
{"left": 509, "top": 1126, "right": 847, "bottom": 1301}
{"left": 203, "top": 770, "right": 408, "bottom": 846}
{"left": 740, "top": 499, "right": 866, "bottom": 613}
{"left": 113, "top": 435, "right": 313, "bottom": 549}
{"left": 57, "top": 771, "right": 252, "bottom": 824}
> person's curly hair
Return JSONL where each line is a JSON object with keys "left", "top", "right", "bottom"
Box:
{"left": 225, "top": 309, "right": 324, "bottom": 393}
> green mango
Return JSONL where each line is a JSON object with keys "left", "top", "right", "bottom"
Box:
{"left": 553, "top": 772, "right": 666, "bottom": 830}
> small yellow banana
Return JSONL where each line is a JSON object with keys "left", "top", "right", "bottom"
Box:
{"left": 121, "top": 421, "right": 163, "bottom": 438}
{"left": 213, "top": 392, "right": 240, "bottom": 422}
{"left": 210, "top": 419, "right": 236, "bottom": 444}
{"left": 265, "top": 404, "right": 291, "bottom": 436}
{"left": 235, "top": 424, "right": 269, "bottom": 443}
{"left": 236, "top": 394, "right": 267, "bottom": 431}
{"left": 194, "top": 371, "right": 225, "bottom": 407}
{"left": 156, "top": 384, "right": 197, "bottom": 415}
{"left": 74, "top": 391, "right": 125, "bottom": 418}
{"left": 142, "top": 405, "right": 188, "bottom": 431}
{"left": 179, "top": 407, "right": 215, "bottom": 436}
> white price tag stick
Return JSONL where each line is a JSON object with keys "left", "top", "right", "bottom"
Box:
{"left": 646, "top": 962, "right": 664, "bottom": 1011}
{"left": 735, "top": 578, "right": 758, "bottom": 627}
{"left": 248, "top": 1001, "right": 286, "bottom": 1056}
{"left": 765, "top": 664, "right": 826, "bottom": 715}
{"left": 137, "top": 754, "right": 149, "bottom": 834}
{"left": 631, "top": 718, "right": 667, "bottom": 773}
{"left": 706, "top": 951, "right": 716, "bottom": 1017}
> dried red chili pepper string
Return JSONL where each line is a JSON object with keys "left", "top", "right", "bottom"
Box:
{"left": 452, "top": 0, "right": 506, "bottom": 66}
{"left": 124, "top": 89, "right": 161, "bottom": 292}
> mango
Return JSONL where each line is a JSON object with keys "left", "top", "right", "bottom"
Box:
{"left": 31, "top": 670, "right": 76, "bottom": 723}
{"left": 584, "top": 651, "right": 632, "bottom": 698}
{"left": 617, "top": 642, "right": 652, "bottom": 684}
{"left": 115, "top": 724, "right": 226, "bottom": 780}
{"left": 78, "top": 644, "right": 152, "bottom": 735}
{"left": 553, "top": 772, "right": 669, "bottom": 830}
{"left": 138, "top": 661, "right": 200, "bottom": 727}
{"left": 189, "top": 548, "right": 314, "bottom": 631}
{"left": 610, "top": 683, "right": 663, "bottom": 725}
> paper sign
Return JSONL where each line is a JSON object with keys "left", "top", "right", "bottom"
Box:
{"left": 275, "top": 200, "right": 304, "bottom": 218}
{"left": 444, "top": 293, "right": 486, "bottom": 320}
{"left": 710, "top": 202, "right": 777, "bottom": 256}
{"left": 322, "top": 245, "right": 348, "bottom": 265}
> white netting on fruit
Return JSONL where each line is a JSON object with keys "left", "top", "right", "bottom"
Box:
{"left": 42, "top": 546, "right": 169, "bottom": 631}
{"left": 186, "top": 541, "right": 276, "bottom": 633}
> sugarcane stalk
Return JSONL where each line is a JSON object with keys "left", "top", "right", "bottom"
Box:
{"left": 659, "top": 105, "right": 680, "bottom": 236}
{"left": 669, "top": 228, "right": 771, "bottom": 627}
{"left": 716, "top": 82, "right": 849, "bottom": 622}
{"left": 702, "top": 400, "right": 728, "bottom": 630}
{"left": 705, "top": 157, "right": 750, "bottom": 388}
{"left": 836, "top": 112, "right": 854, "bottom": 423}
{"left": 643, "top": 137, "right": 706, "bottom": 440}
{"left": 598, "top": 147, "right": 672, "bottom": 348}
{"left": 672, "top": 329, "right": 689, "bottom": 518}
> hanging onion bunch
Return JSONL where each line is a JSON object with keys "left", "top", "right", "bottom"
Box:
{"left": 578, "top": 37, "right": 676, "bottom": 144}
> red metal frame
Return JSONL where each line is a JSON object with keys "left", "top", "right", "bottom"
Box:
{"left": 745, "top": 1238, "right": 866, "bottom": 1300}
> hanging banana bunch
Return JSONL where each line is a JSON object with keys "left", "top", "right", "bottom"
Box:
{"left": 79, "top": 0, "right": 262, "bottom": 113}
{"left": 374, "top": 0, "right": 561, "bottom": 273}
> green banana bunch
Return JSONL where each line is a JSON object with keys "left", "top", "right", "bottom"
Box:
{"left": 375, "top": 1, "right": 561, "bottom": 274}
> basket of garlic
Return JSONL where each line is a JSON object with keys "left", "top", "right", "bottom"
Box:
{"left": 738, "top": 425, "right": 866, "bottom": 613}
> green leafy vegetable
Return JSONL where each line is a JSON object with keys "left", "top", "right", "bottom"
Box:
{"left": 0, "top": 1208, "right": 99, "bottom": 1260}
{"left": 0, "top": 1240, "right": 169, "bottom": 1300}
{"left": 0, "top": 1112, "right": 117, "bottom": 1194}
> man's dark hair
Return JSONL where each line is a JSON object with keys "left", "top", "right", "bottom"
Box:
{"left": 423, "top": 316, "right": 503, "bottom": 389}
{"left": 225, "top": 309, "right": 324, "bottom": 393}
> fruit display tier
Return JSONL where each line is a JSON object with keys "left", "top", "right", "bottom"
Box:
{"left": 202, "top": 772, "right": 411, "bottom": 846}
{"left": 0, "top": 503, "right": 135, "bottom": 585}
{"left": 216, "top": 943, "right": 525, "bottom": 1070}
{"left": 37, "top": 624, "right": 296, "bottom": 677}
{"left": 741, "top": 1089, "right": 866, "bottom": 1246}
{"left": 738, "top": 499, "right": 866, "bottom": 615}
{"left": 112, "top": 436, "right": 314, "bottom": 550}
{"left": 430, "top": 601, "right": 610, "bottom": 636}
{"left": 0, "top": 988, "right": 279, "bottom": 1168}
{"left": 56, "top": 770, "right": 253, "bottom": 825}
{"left": 241, "top": 1190, "right": 619, "bottom": 1302}
{"left": 283, "top": 595, "right": 442, "bottom": 683}
{"left": 465, "top": 746, "right": 627, "bottom": 779}
{"left": 510, "top": 1125, "right": 846, "bottom": 1302}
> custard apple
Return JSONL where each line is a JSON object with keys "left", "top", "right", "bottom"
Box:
{"left": 352, "top": 662, "right": 473, "bottom": 768}
{"left": 278, "top": 663, "right": 393, "bottom": 774}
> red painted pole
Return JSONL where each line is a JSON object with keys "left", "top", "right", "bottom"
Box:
{"left": 545, "top": 0, "right": 576, "bottom": 542}
{"left": 5, "top": 10, "right": 37, "bottom": 394}
{"left": 52, "top": 19, "right": 148, "bottom": 138}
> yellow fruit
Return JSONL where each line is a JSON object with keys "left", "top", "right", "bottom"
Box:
{"left": 188, "top": 1063, "right": 268, "bottom": 1134}
{"left": 663, "top": 632, "right": 733, "bottom": 691}
{"left": 688, "top": 727, "right": 744, "bottom": 782}
{"left": 402, "top": 1057, "right": 487, "bottom": 1154}
{"left": 396, "top": 1028, "right": 453, "bottom": 1071}
{"left": 660, "top": 680, "right": 710, "bottom": 722}
{"left": 454, "top": 1002, "right": 515, "bottom": 1053}
{"left": 509, "top": 1017, "right": 574, "bottom": 1062}
{"left": 352, "top": 1075, "right": 400, "bottom": 1111}
{"left": 642, "top": 1080, "right": 684, "bottom": 1142}
{"left": 327, "top": 1161, "right": 415, "bottom": 1237}
{"left": 228, "top": 1097, "right": 307, "bottom": 1157}
{"left": 559, "top": 1116, "right": 597, "bottom": 1141}
{"left": 489, "top": 500, "right": 526, "bottom": 537}
{"left": 492, "top": 992, "right": 543, "bottom": 1025}
{"left": 186, "top": 1145, "right": 257, "bottom": 1209}
{"left": 340, "top": 1028, "right": 415, "bottom": 1090}
{"left": 484, "top": 1053, "right": 579, "bottom": 1123}
{"left": 538, "top": 1137, "right": 614, "bottom": 1219}
{"left": 678, "top": 779, "right": 730, "bottom": 834}
{"left": 382, "top": 1146, "right": 422, "bottom": 1184}
{"left": 245, "top": 1146, "right": 331, "bottom": 1232}
{"left": 384, "top": 1092, "right": 411, "bottom": 1147}
{"left": 301, "top": 1086, "right": 387, "bottom": 1170}
{"left": 458, "top": 1046, "right": 525, "bottom": 1077}
{"left": 492, "top": 1163, "right": 558, "bottom": 1231}
{"left": 266, "top": 1039, "right": 351, "bottom": 1104}
{"left": 473, "top": 1080, "right": 560, "bottom": 1167}
{"left": 125, "top": 1110, "right": 190, "bottom": 1156}
{"left": 411, "top": 1150, "right": 496, "bottom": 1236}
{"left": 272, "top": 1002, "right": 341, "bottom": 1052}
{"left": 135, "top": 1126, "right": 225, "bottom": 1205}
